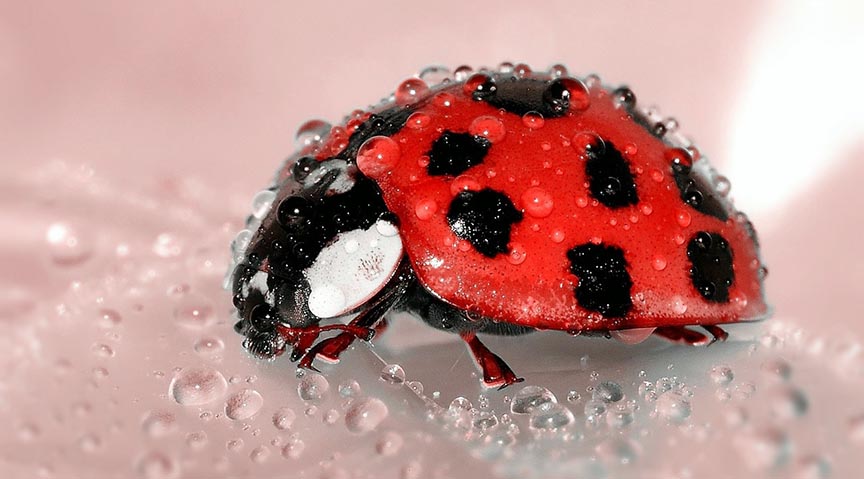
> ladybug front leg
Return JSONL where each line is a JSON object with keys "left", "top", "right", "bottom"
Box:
{"left": 298, "top": 259, "right": 414, "bottom": 370}
{"left": 461, "top": 331, "right": 524, "bottom": 390}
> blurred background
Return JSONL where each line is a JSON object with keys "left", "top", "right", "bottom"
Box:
{"left": 0, "top": 1, "right": 862, "bottom": 478}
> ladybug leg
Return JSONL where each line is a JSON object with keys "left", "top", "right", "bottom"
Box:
{"left": 460, "top": 331, "right": 524, "bottom": 390}
{"left": 653, "top": 326, "right": 712, "bottom": 346}
{"left": 298, "top": 259, "right": 413, "bottom": 370}
{"left": 701, "top": 325, "right": 729, "bottom": 345}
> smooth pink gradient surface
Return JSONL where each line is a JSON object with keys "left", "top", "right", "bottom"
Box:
{"left": 2, "top": 1, "right": 863, "bottom": 478}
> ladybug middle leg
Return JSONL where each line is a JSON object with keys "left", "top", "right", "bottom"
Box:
{"left": 461, "top": 331, "right": 524, "bottom": 389}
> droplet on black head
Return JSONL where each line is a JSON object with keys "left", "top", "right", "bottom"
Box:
{"left": 291, "top": 157, "right": 319, "bottom": 182}
{"left": 248, "top": 303, "right": 278, "bottom": 331}
{"left": 566, "top": 243, "right": 633, "bottom": 317}
{"left": 584, "top": 140, "right": 639, "bottom": 208}
{"left": 612, "top": 86, "right": 636, "bottom": 108}
{"left": 686, "top": 231, "right": 734, "bottom": 303}
{"left": 542, "top": 78, "right": 572, "bottom": 114}
{"left": 427, "top": 131, "right": 491, "bottom": 176}
{"left": 476, "top": 76, "right": 570, "bottom": 118}
{"left": 671, "top": 163, "right": 729, "bottom": 221}
{"left": 447, "top": 188, "right": 523, "bottom": 257}
{"left": 277, "top": 196, "right": 314, "bottom": 227}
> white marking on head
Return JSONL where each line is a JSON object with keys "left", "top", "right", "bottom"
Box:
{"left": 304, "top": 220, "right": 403, "bottom": 319}
{"left": 245, "top": 271, "right": 276, "bottom": 307}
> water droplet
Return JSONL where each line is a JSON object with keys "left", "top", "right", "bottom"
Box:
{"left": 338, "top": 380, "right": 361, "bottom": 398}
{"left": 91, "top": 343, "right": 114, "bottom": 358}
{"left": 606, "top": 403, "right": 635, "bottom": 429}
{"left": 249, "top": 445, "right": 270, "bottom": 464}
{"left": 676, "top": 210, "right": 692, "bottom": 227}
{"left": 453, "top": 65, "right": 474, "bottom": 81}
{"left": 357, "top": 136, "right": 400, "bottom": 179}
{"left": 97, "top": 308, "right": 122, "bottom": 327}
{"left": 584, "top": 399, "right": 607, "bottom": 418}
{"left": 734, "top": 427, "right": 791, "bottom": 470}
{"left": 185, "top": 431, "right": 207, "bottom": 450}
{"left": 571, "top": 132, "right": 604, "bottom": 158}
{"left": 506, "top": 243, "right": 527, "bottom": 265}
{"left": 250, "top": 190, "right": 276, "bottom": 220}
{"left": 272, "top": 407, "right": 296, "bottom": 430}
{"left": 380, "top": 364, "right": 406, "bottom": 385}
{"left": 193, "top": 336, "right": 224, "bottom": 356}
{"left": 566, "top": 390, "right": 582, "bottom": 403}
{"left": 376, "top": 431, "right": 404, "bottom": 456}
{"left": 469, "top": 116, "right": 506, "bottom": 143}
{"left": 651, "top": 255, "right": 667, "bottom": 271}
{"left": 45, "top": 222, "right": 91, "bottom": 266}
{"left": 414, "top": 198, "right": 437, "bottom": 220}
{"left": 473, "top": 410, "right": 499, "bottom": 430}
{"left": 549, "top": 64, "right": 568, "bottom": 78}
{"left": 224, "top": 389, "right": 263, "bottom": 421}
{"left": 710, "top": 364, "right": 734, "bottom": 386}
{"left": 169, "top": 368, "right": 227, "bottom": 406}
{"left": 521, "top": 187, "right": 554, "bottom": 218}
{"left": 612, "top": 86, "right": 636, "bottom": 108}
{"left": 401, "top": 460, "right": 422, "bottom": 479}
{"left": 450, "top": 174, "right": 481, "bottom": 195}
{"left": 77, "top": 433, "right": 102, "bottom": 453}
{"left": 463, "top": 73, "right": 496, "bottom": 99}
{"left": 345, "top": 397, "right": 388, "bottom": 434}
{"left": 406, "top": 380, "right": 423, "bottom": 395}
{"left": 770, "top": 385, "right": 808, "bottom": 419}
{"left": 513, "top": 63, "right": 532, "bottom": 78}
{"left": 550, "top": 230, "right": 565, "bottom": 243}
{"left": 173, "top": 298, "right": 214, "bottom": 329}
{"left": 226, "top": 438, "right": 244, "bottom": 452}
{"left": 522, "top": 111, "right": 545, "bottom": 129}
{"left": 230, "top": 229, "right": 252, "bottom": 262}
{"left": 406, "top": 112, "right": 431, "bottom": 130}
{"left": 761, "top": 358, "right": 792, "bottom": 382}
{"left": 529, "top": 402, "right": 574, "bottom": 430}
{"left": 510, "top": 386, "right": 556, "bottom": 414}
{"left": 141, "top": 410, "right": 177, "bottom": 437}
{"left": 134, "top": 451, "right": 178, "bottom": 479}
{"left": 655, "top": 391, "right": 691, "bottom": 423}
{"left": 395, "top": 78, "right": 429, "bottom": 105}
{"left": 418, "top": 65, "right": 452, "bottom": 85}
{"left": 281, "top": 437, "right": 306, "bottom": 459}
{"left": 594, "top": 381, "right": 624, "bottom": 403}
{"left": 295, "top": 119, "right": 331, "bottom": 148}
{"left": 671, "top": 297, "right": 688, "bottom": 314}
{"left": 297, "top": 372, "right": 329, "bottom": 401}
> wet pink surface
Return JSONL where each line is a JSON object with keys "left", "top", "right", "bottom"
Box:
{"left": 1, "top": 1, "right": 863, "bottom": 478}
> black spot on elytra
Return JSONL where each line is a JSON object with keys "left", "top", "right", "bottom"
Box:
{"left": 567, "top": 243, "right": 633, "bottom": 317}
{"left": 427, "top": 131, "right": 491, "bottom": 176}
{"left": 478, "top": 76, "right": 570, "bottom": 118}
{"left": 447, "top": 188, "right": 523, "bottom": 257}
{"left": 585, "top": 141, "right": 639, "bottom": 208}
{"left": 672, "top": 163, "right": 729, "bottom": 221}
{"left": 686, "top": 231, "right": 734, "bottom": 303}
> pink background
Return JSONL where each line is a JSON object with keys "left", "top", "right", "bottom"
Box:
{"left": 1, "top": 1, "right": 863, "bottom": 478}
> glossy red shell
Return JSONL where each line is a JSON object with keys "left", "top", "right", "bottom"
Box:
{"left": 313, "top": 77, "right": 768, "bottom": 332}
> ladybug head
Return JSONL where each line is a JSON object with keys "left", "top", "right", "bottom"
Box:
{"left": 230, "top": 156, "right": 401, "bottom": 359}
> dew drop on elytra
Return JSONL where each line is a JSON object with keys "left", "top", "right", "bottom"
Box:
{"left": 295, "top": 119, "right": 331, "bottom": 148}
{"left": 418, "top": 65, "right": 452, "bottom": 86}
{"left": 395, "top": 78, "right": 429, "bottom": 106}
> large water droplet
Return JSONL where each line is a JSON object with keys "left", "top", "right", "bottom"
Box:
{"left": 169, "top": 368, "right": 228, "bottom": 406}
{"left": 528, "top": 402, "right": 574, "bottom": 430}
{"left": 521, "top": 187, "right": 554, "bottom": 218}
{"left": 357, "top": 136, "right": 400, "bottom": 179}
{"left": 469, "top": 116, "right": 506, "bottom": 143}
{"left": 655, "top": 391, "right": 691, "bottom": 423}
{"left": 224, "top": 389, "right": 263, "bottom": 421}
{"left": 250, "top": 190, "right": 276, "bottom": 220}
{"left": 510, "top": 386, "right": 556, "bottom": 414}
{"left": 345, "top": 397, "right": 388, "bottom": 434}
{"left": 594, "top": 381, "right": 624, "bottom": 403}
{"left": 395, "top": 78, "right": 429, "bottom": 105}
{"left": 295, "top": 119, "right": 331, "bottom": 148}
{"left": 380, "top": 364, "right": 406, "bottom": 385}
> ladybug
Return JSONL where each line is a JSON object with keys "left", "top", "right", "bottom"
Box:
{"left": 227, "top": 64, "right": 768, "bottom": 389}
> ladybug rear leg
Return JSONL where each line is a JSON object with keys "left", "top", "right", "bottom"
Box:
{"left": 701, "top": 325, "right": 729, "bottom": 344}
{"left": 461, "top": 331, "right": 524, "bottom": 390}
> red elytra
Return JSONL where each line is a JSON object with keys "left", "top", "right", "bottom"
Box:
{"left": 309, "top": 76, "right": 767, "bottom": 333}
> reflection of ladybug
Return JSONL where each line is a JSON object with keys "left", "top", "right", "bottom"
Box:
{"left": 228, "top": 64, "right": 768, "bottom": 388}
